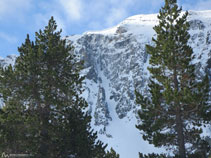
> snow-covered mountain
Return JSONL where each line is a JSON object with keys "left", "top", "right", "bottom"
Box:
{"left": 1, "top": 10, "right": 211, "bottom": 158}
{"left": 0, "top": 55, "right": 17, "bottom": 68}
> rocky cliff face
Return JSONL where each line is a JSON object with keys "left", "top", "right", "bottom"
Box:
{"left": 67, "top": 10, "right": 211, "bottom": 127}
{"left": 1, "top": 10, "right": 211, "bottom": 158}
{"left": 0, "top": 55, "right": 17, "bottom": 68}
{"left": 66, "top": 11, "right": 211, "bottom": 157}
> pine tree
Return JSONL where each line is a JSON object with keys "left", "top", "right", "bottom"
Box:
{"left": 0, "top": 17, "right": 118, "bottom": 158}
{"left": 0, "top": 65, "right": 31, "bottom": 154}
{"left": 0, "top": 101, "right": 29, "bottom": 154}
{"left": 105, "top": 148, "right": 120, "bottom": 158}
{"left": 139, "top": 153, "right": 167, "bottom": 158}
{"left": 53, "top": 106, "right": 108, "bottom": 158}
{"left": 135, "top": 0, "right": 210, "bottom": 158}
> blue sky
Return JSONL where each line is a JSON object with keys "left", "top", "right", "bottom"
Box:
{"left": 0, "top": 0, "right": 211, "bottom": 57}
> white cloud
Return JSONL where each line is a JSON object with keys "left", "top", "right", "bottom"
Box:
{"left": 81, "top": 0, "right": 162, "bottom": 29}
{"left": 178, "top": 0, "right": 211, "bottom": 10}
{"left": 84, "top": 0, "right": 138, "bottom": 28}
{"left": 53, "top": 15, "right": 67, "bottom": 35}
{"left": 0, "top": 32, "right": 17, "bottom": 43}
{"left": 0, "top": 0, "right": 32, "bottom": 19}
{"left": 87, "top": 21, "right": 103, "bottom": 30}
{"left": 149, "top": 0, "right": 164, "bottom": 11}
{"left": 31, "top": 0, "right": 163, "bottom": 33}
{"left": 104, "top": 0, "right": 134, "bottom": 26}
{"left": 32, "top": 12, "right": 67, "bottom": 36}
{"left": 59, "top": 0, "right": 83, "bottom": 21}
{"left": 180, "top": 0, "right": 211, "bottom": 11}
{"left": 33, "top": 13, "right": 49, "bottom": 29}
{"left": 109, "top": 0, "right": 135, "bottom": 7}
{"left": 105, "top": 8, "right": 128, "bottom": 27}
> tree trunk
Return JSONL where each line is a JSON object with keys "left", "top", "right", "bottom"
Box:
{"left": 38, "top": 104, "right": 50, "bottom": 158}
{"left": 174, "top": 67, "right": 186, "bottom": 158}
{"left": 176, "top": 111, "right": 186, "bottom": 158}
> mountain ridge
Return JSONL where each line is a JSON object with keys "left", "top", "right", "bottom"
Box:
{"left": 0, "top": 10, "right": 211, "bottom": 158}
{"left": 67, "top": 10, "right": 211, "bottom": 157}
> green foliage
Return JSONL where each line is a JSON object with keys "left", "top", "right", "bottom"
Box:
{"left": 0, "top": 101, "right": 29, "bottom": 154}
{"left": 105, "top": 148, "right": 120, "bottom": 158}
{"left": 0, "top": 17, "right": 118, "bottom": 158}
{"left": 50, "top": 106, "right": 108, "bottom": 158}
{"left": 136, "top": 0, "right": 210, "bottom": 157}
{"left": 139, "top": 153, "right": 168, "bottom": 158}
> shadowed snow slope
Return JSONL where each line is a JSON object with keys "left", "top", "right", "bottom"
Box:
{"left": 67, "top": 10, "right": 211, "bottom": 158}
{"left": 1, "top": 10, "right": 211, "bottom": 158}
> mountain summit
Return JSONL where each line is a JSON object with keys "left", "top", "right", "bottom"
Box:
{"left": 66, "top": 10, "right": 211, "bottom": 157}
{"left": 1, "top": 10, "right": 211, "bottom": 158}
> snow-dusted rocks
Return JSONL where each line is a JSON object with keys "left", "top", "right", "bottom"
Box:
{"left": 66, "top": 10, "right": 211, "bottom": 157}
{"left": 68, "top": 9, "right": 211, "bottom": 122}
{"left": 1, "top": 10, "right": 211, "bottom": 158}
{"left": 94, "top": 85, "right": 112, "bottom": 127}
{"left": 0, "top": 55, "right": 17, "bottom": 68}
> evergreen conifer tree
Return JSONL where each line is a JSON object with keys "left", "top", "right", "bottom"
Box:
{"left": 0, "top": 101, "right": 29, "bottom": 154}
{"left": 0, "top": 17, "right": 118, "bottom": 158}
{"left": 105, "top": 148, "right": 120, "bottom": 158}
{"left": 135, "top": 0, "right": 210, "bottom": 158}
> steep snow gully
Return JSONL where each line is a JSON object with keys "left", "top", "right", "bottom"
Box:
{"left": 1, "top": 10, "right": 211, "bottom": 158}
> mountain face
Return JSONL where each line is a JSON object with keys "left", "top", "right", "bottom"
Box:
{"left": 0, "top": 55, "right": 17, "bottom": 68}
{"left": 1, "top": 10, "right": 211, "bottom": 158}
